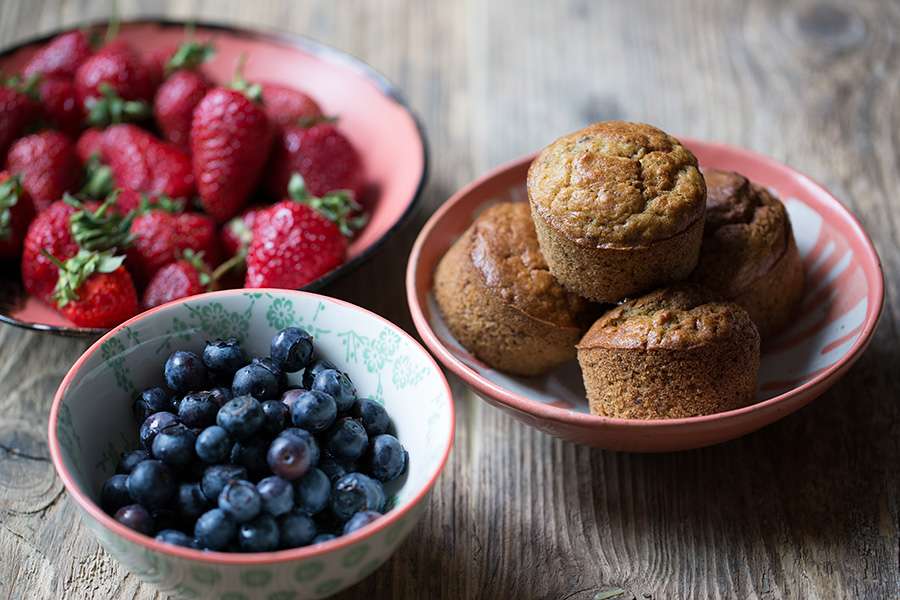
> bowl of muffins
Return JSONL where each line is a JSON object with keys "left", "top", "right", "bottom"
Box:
{"left": 407, "top": 120, "right": 883, "bottom": 451}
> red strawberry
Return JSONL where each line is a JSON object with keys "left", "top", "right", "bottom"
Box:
{"left": 0, "top": 84, "right": 39, "bottom": 157}
{"left": 175, "top": 212, "right": 220, "bottom": 265}
{"left": 7, "top": 131, "right": 82, "bottom": 211}
{"left": 260, "top": 82, "right": 322, "bottom": 129}
{"left": 141, "top": 250, "right": 210, "bottom": 309}
{"left": 101, "top": 124, "right": 194, "bottom": 198}
{"left": 267, "top": 122, "right": 364, "bottom": 202}
{"left": 37, "top": 76, "right": 83, "bottom": 134}
{"left": 0, "top": 172, "right": 35, "bottom": 259}
{"left": 127, "top": 204, "right": 218, "bottom": 284}
{"left": 75, "top": 41, "right": 153, "bottom": 126}
{"left": 220, "top": 206, "right": 262, "bottom": 258}
{"left": 46, "top": 249, "right": 137, "bottom": 327}
{"left": 191, "top": 64, "right": 274, "bottom": 223}
{"left": 76, "top": 127, "right": 105, "bottom": 163}
{"left": 154, "top": 70, "right": 210, "bottom": 148}
{"left": 22, "top": 31, "right": 93, "bottom": 79}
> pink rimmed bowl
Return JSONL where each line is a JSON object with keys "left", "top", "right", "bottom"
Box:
{"left": 406, "top": 140, "right": 883, "bottom": 452}
{"left": 49, "top": 289, "right": 453, "bottom": 599}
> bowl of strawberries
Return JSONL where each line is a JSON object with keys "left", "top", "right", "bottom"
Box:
{"left": 0, "top": 19, "right": 428, "bottom": 335}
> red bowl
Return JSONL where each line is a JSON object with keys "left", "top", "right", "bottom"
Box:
{"left": 0, "top": 19, "right": 427, "bottom": 336}
{"left": 406, "top": 140, "right": 884, "bottom": 451}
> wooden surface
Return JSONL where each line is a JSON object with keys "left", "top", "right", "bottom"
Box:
{"left": 0, "top": 1, "right": 898, "bottom": 598}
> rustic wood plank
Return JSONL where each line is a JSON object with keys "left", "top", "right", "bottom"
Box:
{"left": 0, "top": 0, "right": 897, "bottom": 599}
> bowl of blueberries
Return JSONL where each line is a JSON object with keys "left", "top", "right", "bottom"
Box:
{"left": 47, "top": 289, "right": 454, "bottom": 599}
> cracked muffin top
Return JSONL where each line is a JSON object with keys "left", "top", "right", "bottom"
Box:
{"left": 527, "top": 121, "right": 706, "bottom": 247}
{"left": 469, "top": 202, "right": 589, "bottom": 328}
{"left": 693, "top": 170, "right": 792, "bottom": 295}
{"left": 577, "top": 285, "right": 756, "bottom": 350}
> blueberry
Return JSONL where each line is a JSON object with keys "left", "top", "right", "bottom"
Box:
{"left": 155, "top": 529, "right": 196, "bottom": 548}
{"left": 230, "top": 439, "right": 269, "bottom": 475}
{"left": 278, "top": 510, "right": 317, "bottom": 548}
{"left": 290, "top": 390, "right": 337, "bottom": 433}
{"left": 238, "top": 514, "right": 280, "bottom": 552}
{"left": 208, "top": 386, "right": 232, "bottom": 407}
{"left": 133, "top": 387, "right": 171, "bottom": 423}
{"left": 281, "top": 388, "right": 305, "bottom": 413}
{"left": 116, "top": 449, "right": 150, "bottom": 474}
{"left": 293, "top": 468, "right": 330, "bottom": 515}
{"left": 114, "top": 504, "right": 155, "bottom": 535}
{"left": 195, "top": 426, "right": 231, "bottom": 463}
{"left": 367, "top": 434, "right": 407, "bottom": 482}
{"left": 270, "top": 327, "right": 314, "bottom": 372}
{"left": 313, "top": 533, "right": 336, "bottom": 544}
{"left": 279, "top": 428, "right": 320, "bottom": 467}
{"left": 201, "top": 464, "right": 248, "bottom": 501}
{"left": 218, "top": 480, "right": 262, "bottom": 523}
{"left": 326, "top": 417, "right": 368, "bottom": 462}
{"left": 343, "top": 510, "right": 382, "bottom": 535}
{"left": 318, "top": 454, "right": 354, "bottom": 482}
{"left": 202, "top": 338, "right": 247, "bottom": 377}
{"left": 175, "top": 482, "right": 209, "bottom": 520}
{"left": 267, "top": 434, "right": 313, "bottom": 480}
{"left": 217, "top": 395, "right": 265, "bottom": 439}
{"left": 151, "top": 423, "right": 197, "bottom": 466}
{"left": 164, "top": 350, "right": 208, "bottom": 392}
{"left": 355, "top": 399, "right": 391, "bottom": 436}
{"left": 127, "top": 460, "right": 176, "bottom": 510}
{"left": 232, "top": 359, "right": 281, "bottom": 401}
{"left": 257, "top": 476, "right": 294, "bottom": 517}
{"left": 260, "top": 400, "right": 288, "bottom": 437}
{"left": 139, "top": 411, "right": 179, "bottom": 450}
{"left": 330, "top": 473, "right": 385, "bottom": 522}
{"left": 302, "top": 357, "right": 337, "bottom": 389}
{"left": 194, "top": 508, "right": 237, "bottom": 551}
{"left": 101, "top": 474, "right": 132, "bottom": 513}
{"left": 312, "top": 369, "right": 357, "bottom": 412}
{"left": 178, "top": 392, "right": 219, "bottom": 428}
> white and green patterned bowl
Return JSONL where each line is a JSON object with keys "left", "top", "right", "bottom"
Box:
{"left": 48, "top": 289, "right": 454, "bottom": 600}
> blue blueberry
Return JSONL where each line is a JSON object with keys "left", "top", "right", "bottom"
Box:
{"left": 216, "top": 395, "right": 264, "bottom": 439}
{"left": 208, "top": 386, "right": 233, "bottom": 408}
{"left": 195, "top": 426, "right": 231, "bottom": 463}
{"left": 230, "top": 439, "right": 269, "bottom": 475}
{"left": 218, "top": 480, "right": 262, "bottom": 523}
{"left": 116, "top": 449, "right": 149, "bottom": 474}
{"left": 139, "top": 411, "right": 179, "bottom": 450}
{"left": 368, "top": 434, "right": 407, "bottom": 482}
{"left": 270, "top": 327, "right": 314, "bottom": 372}
{"left": 293, "top": 468, "right": 330, "bottom": 515}
{"left": 155, "top": 529, "right": 196, "bottom": 548}
{"left": 302, "top": 357, "right": 337, "bottom": 389}
{"left": 127, "top": 459, "right": 175, "bottom": 510}
{"left": 290, "top": 390, "right": 337, "bottom": 433}
{"left": 260, "top": 400, "right": 288, "bottom": 437}
{"left": 266, "top": 434, "right": 313, "bottom": 480}
{"left": 313, "top": 533, "right": 336, "bottom": 544}
{"left": 151, "top": 423, "right": 197, "bottom": 466}
{"left": 101, "top": 474, "right": 132, "bottom": 513}
{"left": 232, "top": 360, "right": 281, "bottom": 401}
{"left": 202, "top": 338, "right": 247, "bottom": 377}
{"left": 114, "top": 504, "right": 155, "bottom": 535}
{"left": 330, "top": 473, "right": 385, "bottom": 522}
{"left": 164, "top": 350, "right": 208, "bottom": 393}
{"left": 278, "top": 510, "right": 317, "bottom": 548}
{"left": 201, "top": 464, "right": 248, "bottom": 501}
{"left": 257, "top": 476, "right": 293, "bottom": 517}
{"left": 318, "top": 454, "right": 354, "bottom": 482}
{"left": 279, "top": 428, "right": 320, "bottom": 467}
{"left": 281, "top": 388, "right": 305, "bottom": 413}
{"left": 133, "top": 387, "right": 171, "bottom": 423}
{"left": 343, "top": 510, "right": 382, "bottom": 535}
{"left": 177, "top": 392, "right": 219, "bottom": 428}
{"left": 194, "top": 508, "right": 237, "bottom": 551}
{"left": 312, "top": 369, "right": 357, "bottom": 412}
{"left": 326, "top": 417, "right": 368, "bottom": 462}
{"left": 175, "top": 482, "right": 209, "bottom": 520}
{"left": 355, "top": 399, "right": 391, "bottom": 436}
{"left": 238, "top": 514, "right": 280, "bottom": 552}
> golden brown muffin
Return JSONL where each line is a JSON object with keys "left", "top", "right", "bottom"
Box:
{"left": 433, "top": 202, "right": 592, "bottom": 376}
{"left": 692, "top": 169, "right": 804, "bottom": 339}
{"left": 527, "top": 121, "right": 707, "bottom": 302}
{"left": 577, "top": 285, "right": 760, "bottom": 419}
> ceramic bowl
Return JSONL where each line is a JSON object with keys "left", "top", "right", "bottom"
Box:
{"left": 0, "top": 19, "right": 428, "bottom": 336}
{"left": 48, "top": 289, "right": 453, "bottom": 599}
{"left": 407, "top": 139, "right": 883, "bottom": 452}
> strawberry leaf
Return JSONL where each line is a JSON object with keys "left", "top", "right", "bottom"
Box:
{"left": 0, "top": 175, "right": 22, "bottom": 241}
{"left": 46, "top": 248, "right": 124, "bottom": 307}
{"left": 287, "top": 173, "right": 366, "bottom": 238}
{"left": 230, "top": 54, "right": 263, "bottom": 103}
{"left": 3, "top": 73, "right": 41, "bottom": 100}
{"left": 166, "top": 40, "right": 215, "bottom": 76}
{"left": 296, "top": 114, "right": 338, "bottom": 129}
{"left": 69, "top": 192, "right": 135, "bottom": 252}
{"left": 80, "top": 154, "right": 115, "bottom": 199}
{"left": 86, "top": 83, "right": 150, "bottom": 127}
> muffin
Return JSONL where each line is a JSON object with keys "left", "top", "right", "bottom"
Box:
{"left": 577, "top": 285, "right": 759, "bottom": 419}
{"left": 692, "top": 169, "right": 804, "bottom": 338}
{"left": 433, "top": 202, "right": 591, "bottom": 376}
{"left": 527, "top": 121, "right": 707, "bottom": 302}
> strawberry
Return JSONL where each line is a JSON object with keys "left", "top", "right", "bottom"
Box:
{"left": 175, "top": 211, "right": 220, "bottom": 265}
{"left": 0, "top": 82, "right": 39, "bottom": 157}
{"left": 76, "top": 127, "right": 105, "bottom": 163}
{"left": 75, "top": 41, "right": 153, "bottom": 127}
{"left": 22, "top": 30, "right": 93, "bottom": 79}
{"left": 154, "top": 70, "right": 210, "bottom": 148}
{"left": 0, "top": 172, "right": 35, "bottom": 259}
{"left": 45, "top": 248, "right": 137, "bottom": 327}
{"left": 141, "top": 249, "right": 213, "bottom": 309}
{"left": 260, "top": 82, "right": 322, "bottom": 129}
{"left": 37, "top": 75, "right": 83, "bottom": 134}
{"left": 220, "top": 206, "right": 263, "bottom": 258}
{"left": 7, "top": 131, "right": 82, "bottom": 212}
{"left": 267, "top": 121, "right": 364, "bottom": 202}
{"left": 101, "top": 124, "right": 194, "bottom": 199}
{"left": 191, "top": 61, "right": 274, "bottom": 222}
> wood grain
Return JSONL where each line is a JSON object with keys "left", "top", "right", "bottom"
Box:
{"left": 1, "top": 0, "right": 898, "bottom": 598}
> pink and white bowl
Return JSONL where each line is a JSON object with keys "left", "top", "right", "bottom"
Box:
{"left": 48, "top": 289, "right": 454, "bottom": 599}
{"left": 407, "top": 140, "right": 884, "bottom": 452}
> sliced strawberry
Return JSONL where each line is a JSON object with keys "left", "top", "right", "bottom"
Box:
{"left": 22, "top": 30, "right": 93, "bottom": 79}
{"left": 7, "top": 131, "right": 82, "bottom": 212}
{"left": 46, "top": 248, "right": 137, "bottom": 327}
{"left": 0, "top": 172, "right": 35, "bottom": 259}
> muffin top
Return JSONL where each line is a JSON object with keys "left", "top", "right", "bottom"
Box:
{"left": 577, "top": 285, "right": 756, "bottom": 350}
{"left": 527, "top": 121, "right": 706, "bottom": 247}
{"left": 469, "top": 202, "right": 589, "bottom": 328}
{"left": 693, "top": 170, "right": 791, "bottom": 295}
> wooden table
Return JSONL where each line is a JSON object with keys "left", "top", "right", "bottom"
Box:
{"left": 1, "top": 1, "right": 898, "bottom": 598}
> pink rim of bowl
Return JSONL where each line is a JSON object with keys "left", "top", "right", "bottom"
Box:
{"left": 47, "top": 288, "right": 455, "bottom": 565}
{"left": 406, "top": 139, "right": 884, "bottom": 451}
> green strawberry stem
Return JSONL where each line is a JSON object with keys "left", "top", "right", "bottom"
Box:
{"left": 80, "top": 154, "right": 115, "bottom": 199}
{"left": 86, "top": 83, "right": 151, "bottom": 127}
{"left": 296, "top": 114, "right": 338, "bottom": 128}
{"left": 105, "top": 1, "right": 121, "bottom": 45}
{"left": 0, "top": 175, "right": 23, "bottom": 241}
{"left": 42, "top": 248, "right": 125, "bottom": 307}
{"left": 287, "top": 173, "right": 367, "bottom": 238}
{"left": 67, "top": 192, "right": 135, "bottom": 252}
{"left": 2, "top": 72, "right": 41, "bottom": 100}
{"left": 230, "top": 54, "right": 263, "bottom": 103}
{"left": 180, "top": 248, "right": 245, "bottom": 290}
{"left": 137, "top": 194, "right": 185, "bottom": 215}
{"left": 165, "top": 30, "right": 215, "bottom": 76}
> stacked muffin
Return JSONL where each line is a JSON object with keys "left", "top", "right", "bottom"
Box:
{"left": 434, "top": 121, "right": 804, "bottom": 419}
